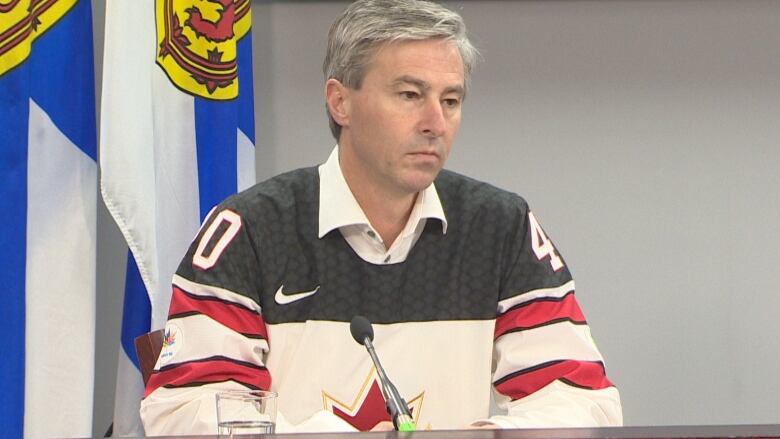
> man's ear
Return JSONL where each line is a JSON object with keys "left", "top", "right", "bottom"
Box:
{"left": 325, "top": 78, "right": 350, "bottom": 128}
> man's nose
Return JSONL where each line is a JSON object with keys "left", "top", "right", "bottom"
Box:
{"left": 419, "top": 99, "right": 447, "bottom": 138}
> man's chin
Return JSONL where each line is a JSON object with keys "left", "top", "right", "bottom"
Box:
{"left": 400, "top": 171, "right": 441, "bottom": 193}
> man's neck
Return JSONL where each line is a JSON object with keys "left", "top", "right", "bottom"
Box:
{"left": 336, "top": 148, "right": 417, "bottom": 248}
{"left": 349, "top": 178, "right": 417, "bottom": 250}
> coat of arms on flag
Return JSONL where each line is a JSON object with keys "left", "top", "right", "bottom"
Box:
{"left": 155, "top": 0, "right": 252, "bottom": 99}
{"left": 0, "top": 0, "right": 77, "bottom": 75}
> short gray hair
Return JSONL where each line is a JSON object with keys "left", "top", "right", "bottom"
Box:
{"left": 323, "top": 0, "right": 478, "bottom": 140}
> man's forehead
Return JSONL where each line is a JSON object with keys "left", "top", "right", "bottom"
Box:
{"left": 367, "top": 39, "right": 465, "bottom": 85}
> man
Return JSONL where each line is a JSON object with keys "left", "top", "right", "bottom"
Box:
{"left": 140, "top": 0, "right": 623, "bottom": 434}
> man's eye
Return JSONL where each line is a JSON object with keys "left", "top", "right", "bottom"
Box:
{"left": 443, "top": 98, "right": 460, "bottom": 108}
{"left": 400, "top": 91, "right": 420, "bottom": 100}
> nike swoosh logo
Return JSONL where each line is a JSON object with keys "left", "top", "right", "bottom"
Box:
{"left": 274, "top": 285, "right": 320, "bottom": 305}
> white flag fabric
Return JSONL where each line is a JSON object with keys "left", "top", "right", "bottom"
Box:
{"left": 0, "top": 1, "right": 97, "bottom": 438}
{"left": 100, "top": 0, "right": 256, "bottom": 435}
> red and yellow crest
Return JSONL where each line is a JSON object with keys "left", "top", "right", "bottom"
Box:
{"left": 322, "top": 368, "right": 426, "bottom": 431}
{"left": 0, "top": 0, "right": 76, "bottom": 75}
{"left": 155, "top": 0, "right": 251, "bottom": 100}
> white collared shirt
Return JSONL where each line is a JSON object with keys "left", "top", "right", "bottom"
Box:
{"left": 318, "top": 146, "right": 448, "bottom": 265}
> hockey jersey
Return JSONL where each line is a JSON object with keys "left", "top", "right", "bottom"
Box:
{"left": 140, "top": 167, "right": 622, "bottom": 434}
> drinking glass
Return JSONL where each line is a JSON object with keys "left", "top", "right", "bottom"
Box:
{"left": 215, "top": 390, "right": 277, "bottom": 436}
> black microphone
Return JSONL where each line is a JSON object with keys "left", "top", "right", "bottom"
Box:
{"left": 350, "top": 315, "right": 416, "bottom": 432}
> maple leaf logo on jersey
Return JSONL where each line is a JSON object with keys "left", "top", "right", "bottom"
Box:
{"left": 322, "top": 368, "right": 424, "bottom": 431}
{"left": 155, "top": 0, "right": 251, "bottom": 100}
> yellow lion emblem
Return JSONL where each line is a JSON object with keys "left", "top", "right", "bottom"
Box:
{"left": 0, "top": 0, "right": 77, "bottom": 76}
{"left": 155, "top": 0, "right": 251, "bottom": 100}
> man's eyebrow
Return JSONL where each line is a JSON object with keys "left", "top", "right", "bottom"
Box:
{"left": 391, "top": 75, "right": 465, "bottom": 96}
{"left": 444, "top": 84, "right": 465, "bottom": 97}
{"left": 391, "top": 75, "right": 430, "bottom": 90}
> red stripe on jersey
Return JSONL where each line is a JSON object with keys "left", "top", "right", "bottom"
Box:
{"left": 494, "top": 293, "right": 585, "bottom": 339}
{"left": 495, "top": 360, "right": 613, "bottom": 401}
{"left": 144, "top": 357, "right": 271, "bottom": 398}
{"left": 169, "top": 286, "right": 268, "bottom": 339}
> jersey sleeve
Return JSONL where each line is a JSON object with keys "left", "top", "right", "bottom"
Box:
{"left": 484, "top": 206, "right": 623, "bottom": 428}
{"left": 140, "top": 206, "right": 272, "bottom": 436}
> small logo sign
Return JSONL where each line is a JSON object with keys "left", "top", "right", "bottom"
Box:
{"left": 274, "top": 285, "right": 321, "bottom": 305}
{"left": 158, "top": 323, "right": 183, "bottom": 366}
{"left": 155, "top": 0, "right": 252, "bottom": 99}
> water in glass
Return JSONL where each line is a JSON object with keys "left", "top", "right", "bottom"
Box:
{"left": 218, "top": 420, "right": 275, "bottom": 436}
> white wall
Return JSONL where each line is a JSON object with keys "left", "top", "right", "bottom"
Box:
{"left": 94, "top": 0, "right": 780, "bottom": 434}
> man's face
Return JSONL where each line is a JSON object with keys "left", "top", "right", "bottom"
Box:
{"left": 337, "top": 38, "right": 465, "bottom": 197}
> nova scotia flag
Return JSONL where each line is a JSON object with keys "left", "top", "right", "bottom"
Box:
{"left": 100, "top": 0, "right": 256, "bottom": 435}
{"left": 0, "top": 0, "right": 97, "bottom": 438}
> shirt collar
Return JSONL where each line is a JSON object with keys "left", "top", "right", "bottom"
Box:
{"left": 318, "top": 145, "right": 448, "bottom": 238}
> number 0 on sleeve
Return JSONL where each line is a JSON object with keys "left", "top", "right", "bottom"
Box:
{"left": 192, "top": 210, "right": 242, "bottom": 270}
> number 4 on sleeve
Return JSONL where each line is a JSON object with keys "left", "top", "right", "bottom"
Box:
{"left": 528, "top": 211, "right": 564, "bottom": 272}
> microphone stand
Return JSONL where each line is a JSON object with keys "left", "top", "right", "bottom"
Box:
{"left": 362, "top": 336, "right": 416, "bottom": 432}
